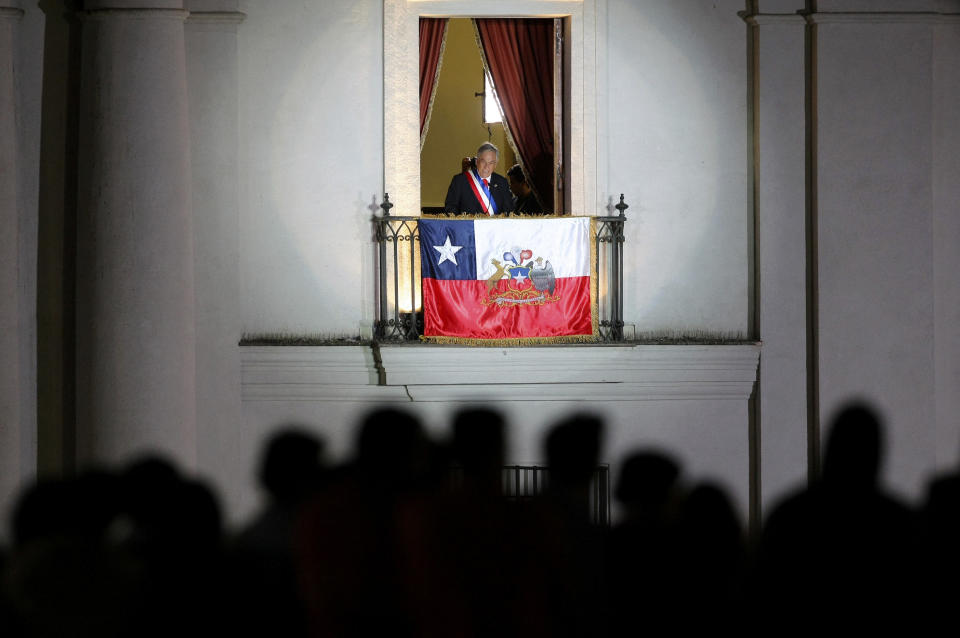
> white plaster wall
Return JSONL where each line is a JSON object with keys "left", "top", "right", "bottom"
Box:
{"left": 818, "top": 0, "right": 951, "bottom": 11}
{"left": 237, "top": 0, "right": 383, "bottom": 336}
{"left": 234, "top": 345, "right": 756, "bottom": 527}
{"left": 239, "top": 398, "right": 749, "bottom": 526}
{"left": 239, "top": 0, "right": 748, "bottom": 338}
{"left": 816, "top": 20, "right": 937, "bottom": 501}
{"left": 606, "top": 0, "right": 749, "bottom": 335}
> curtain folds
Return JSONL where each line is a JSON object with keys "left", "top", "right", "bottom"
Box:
{"left": 474, "top": 18, "right": 555, "bottom": 213}
{"left": 419, "top": 18, "right": 448, "bottom": 147}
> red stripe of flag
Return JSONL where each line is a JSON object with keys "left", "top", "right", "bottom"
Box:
{"left": 422, "top": 277, "right": 592, "bottom": 339}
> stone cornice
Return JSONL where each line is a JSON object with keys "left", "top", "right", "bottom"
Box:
{"left": 740, "top": 10, "right": 960, "bottom": 25}
{"left": 186, "top": 10, "right": 245, "bottom": 24}
{"left": 740, "top": 13, "right": 806, "bottom": 26}
{"left": 241, "top": 346, "right": 381, "bottom": 386}
{"left": 0, "top": 6, "right": 24, "bottom": 19}
{"left": 804, "top": 12, "right": 960, "bottom": 25}
{"left": 82, "top": 7, "right": 189, "bottom": 20}
{"left": 240, "top": 344, "right": 761, "bottom": 403}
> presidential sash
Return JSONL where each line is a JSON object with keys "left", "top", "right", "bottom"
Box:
{"left": 465, "top": 169, "right": 497, "bottom": 215}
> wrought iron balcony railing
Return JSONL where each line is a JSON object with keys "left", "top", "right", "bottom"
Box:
{"left": 447, "top": 464, "right": 611, "bottom": 526}
{"left": 374, "top": 194, "right": 627, "bottom": 342}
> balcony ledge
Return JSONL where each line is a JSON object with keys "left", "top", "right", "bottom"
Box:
{"left": 240, "top": 343, "right": 761, "bottom": 403}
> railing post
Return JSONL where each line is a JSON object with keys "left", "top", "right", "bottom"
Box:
{"left": 374, "top": 194, "right": 422, "bottom": 341}
{"left": 614, "top": 194, "right": 628, "bottom": 340}
{"left": 376, "top": 193, "right": 392, "bottom": 339}
{"left": 408, "top": 218, "right": 418, "bottom": 338}
{"left": 594, "top": 195, "right": 628, "bottom": 342}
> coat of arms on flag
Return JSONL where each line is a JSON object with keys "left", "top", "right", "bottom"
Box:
{"left": 418, "top": 216, "right": 598, "bottom": 344}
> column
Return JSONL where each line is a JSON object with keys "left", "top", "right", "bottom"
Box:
{"left": 932, "top": 16, "right": 960, "bottom": 472}
{"left": 0, "top": 0, "right": 30, "bottom": 527}
{"left": 744, "top": 4, "right": 810, "bottom": 515}
{"left": 184, "top": 0, "right": 245, "bottom": 512}
{"left": 76, "top": 0, "right": 196, "bottom": 467}
{"left": 813, "top": 10, "right": 936, "bottom": 500}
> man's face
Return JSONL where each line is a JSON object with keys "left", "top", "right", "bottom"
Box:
{"left": 476, "top": 151, "right": 497, "bottom": 179}
{"left": 509, "top": 176, "right": 523, "bottom": 197}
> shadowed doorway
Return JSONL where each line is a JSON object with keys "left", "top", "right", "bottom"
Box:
{"left": 420, "top": 17, "right": 564, "bottom": 214}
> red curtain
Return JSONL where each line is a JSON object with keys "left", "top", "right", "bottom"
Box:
{"left": 475, "top": 18, "right": 555, "bottom": 213}
{"left": 419, "top": 18, "right": 448, "bottom": 143}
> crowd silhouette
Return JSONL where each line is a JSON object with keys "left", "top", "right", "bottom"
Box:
{"left": 1, "top": 402, "right": 957, "bottom": 636}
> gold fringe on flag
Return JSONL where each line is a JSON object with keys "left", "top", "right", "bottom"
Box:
{"left": 589, "top": 216, "right": 600, "bottom": 338}
{"left": 420, "top": 334, "right": 599, "bottom": 346}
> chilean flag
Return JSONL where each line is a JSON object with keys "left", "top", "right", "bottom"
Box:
{"left": 419, "top": 217, "right": 595, "bottom": 341}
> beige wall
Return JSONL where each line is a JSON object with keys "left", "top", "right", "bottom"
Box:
{"left": 420, "top": 18, "right": 516, "bottom": 208}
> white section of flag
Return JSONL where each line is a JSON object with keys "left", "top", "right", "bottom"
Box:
{"left": 473, "top": 217, "right": 591, "bottom": 281}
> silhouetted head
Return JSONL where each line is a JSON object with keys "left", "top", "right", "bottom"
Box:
{"left": 678, "top": 483, "right": 742, "bottom": 543}
{"left": 11, "top": 479, "right": 74, "bottom": 546}
{"left": 507, "top": 164, "right": 530, "bottom": 198}
{"left": 356, "top": 408, "right": 430, "bottom": 486}
{"left": 259, "top": 428, "right": 325, "bottom": 506}
{"left": 451, "top": 408, "right": 505, "bottom": 473}
{"left": 822, "top": 402, "right": 884, "bottom": 490}
{"left": 11, "top": 469, "right": 123, "bottom": 546}
{"left": 120, "top": 455, "right": 184, "bottom": 539}
{"left": 175, "top": 479, "right": 223, "bottom": 551}
{"left": 545, "top": 414, "right": 603, "bottom": 487}
{"left": 615, "top": 450, "right": 681, "bottom": 512}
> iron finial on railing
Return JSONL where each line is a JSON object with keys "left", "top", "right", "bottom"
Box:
{"left": 615, "top": 193, "right": 628, "bottom": 217}
{"left": 380, "top": 193, "right": 394, "bottom": 217}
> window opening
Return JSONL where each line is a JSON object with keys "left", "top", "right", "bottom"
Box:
{"left": 483, "top": 71, "right": 502, "bottom": 124}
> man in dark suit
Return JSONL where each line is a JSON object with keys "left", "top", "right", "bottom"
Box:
{"left": 443, "top": 142, "right": 513, "bottom": 215}
{"left": 507, "top": 163, "right": 542, "bottom": 214}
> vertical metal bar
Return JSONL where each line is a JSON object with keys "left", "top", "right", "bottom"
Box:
{"left": 605, "top": 467, "right": 610, "bottom": 524}
{"left": 407, "top": 221, "right": 417, "bottom": 338}
{"left": 378, "top": 220, "right": 387, "bottom": 338}
{"left": 607, "top": 220, "right": 620, "bottom": 341}
{"left": 616, "top": 221, "right": 624, "bottom": 341}
{"left": 391, "top": 223, "right": 401, "bottom": 337}
{"left": 414, "top": 221, "right": 421, "bottom": 337}
{"left": 613, "top": 196, "right": 629, "bottom": 342}
{"left": 602, "top": 467, "right": 608, "bottom": 524}
{"left": 595, "top": 222, "right": 602, "bottom": 337}
{"left": 591, "top": 470, "right": 600, "bottom": 524}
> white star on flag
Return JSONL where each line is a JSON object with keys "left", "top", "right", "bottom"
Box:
{"left": 513, "top": 271, "right": 528, "bottom": 284}
{"left": 433, "top": 235, "right": 462, "bottom": 266}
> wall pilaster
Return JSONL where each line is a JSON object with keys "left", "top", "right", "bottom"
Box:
{"left": 0, "top": 0, "right": 31, "bottom": 529}
{"left": 811, "top": 9, "right": 944, "bottom": 499}
{"left": 745, "top": 8, "right": 810, "bottom": 518}
{"left": 76, "top": 0, "right": 197, "bottom": 467}
{"left": 184, "top": 0, "right": 245, "bottom": 506}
